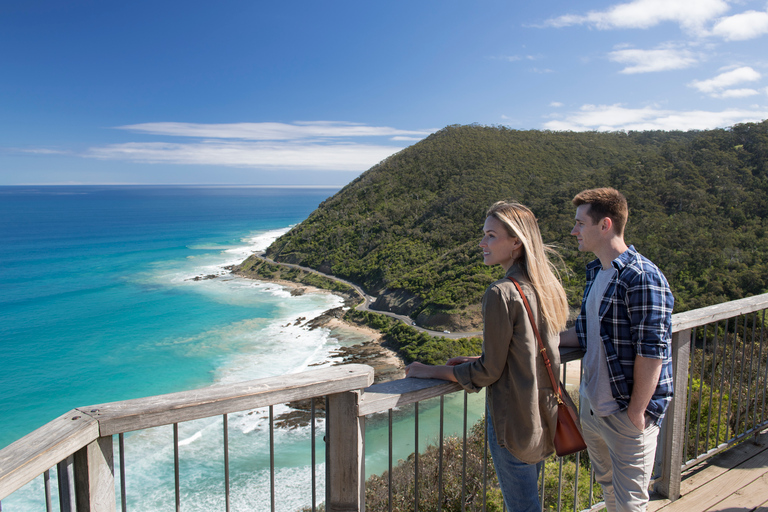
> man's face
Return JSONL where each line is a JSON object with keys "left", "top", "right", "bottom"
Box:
{"left": 571, "top": 204, "right": 602, "bottom": 254}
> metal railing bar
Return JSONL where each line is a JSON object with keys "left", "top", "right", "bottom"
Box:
{"left": 311, "top": 402, "right": 316, "bottom": 512}
{"left": 173, "top": 423, "right": 180, "bottom": 512}
{"left": 735, "top": 315, "right": 748, "bottom": 433}
{"left": 589, "top": 467, "right": 595, "bottom": 509}
{"left": 754, "top": 310, "right": 766, "bottom": 431}
{"left": 482, "top": 396, "right": 488, "bottom": 512}
{"left": 744, "top": 312, "right": 757, "bottom": 430}
{"left": 686, "top": 326, "right": 698, "bottom": 461}
{"left": 44, "top": 469, "right": 52, "bottom": 512}
{"left": 693, "top": 325, "right": 706, "bottom": 459}
{"left": 539, "top": 460, "right": 545, "bottom": 512}
{"left": 557, "top": 456, "right": 564, "bottom": 512}
{"left": 223, "top": 415, "right": 230, "bottom": 512}
{"left": 761, "top": 310, "right": 767, "bottom": 425}
{"left": 270, "top": 405, "right": 275, "bottom": 512}
{"left": 414, "top": 401, "right": 419, "bottom": 512}
{"left": 57, "top": 455, "right": 74, "bottom": 512}
{"left": 462, "top": 391, "right": 467, "bottom": 512}
{"left": 438, "top": 395, "right": 444, "bottom": 512}
{"left": 388, "top": 408, "right": 393, "bottom": 512}
{"left": 716, "top": 318, "right": 729, "bottom": 445}
{"left": 119, "top": 433, "right": 127, "bottom": 512}
{"left": 725, "top": 317, "right": 740, "bottom": 441}
{"left": 708, "top": 320, "right": 719, "bottom": 451}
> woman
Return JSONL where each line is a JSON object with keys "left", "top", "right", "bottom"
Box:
{"left": 405, "top": 201, "right": 569, "bottom": 512}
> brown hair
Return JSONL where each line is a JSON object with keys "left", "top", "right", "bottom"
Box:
{"left": 572, "top": 187, "right": 628, "bottom": 236}
{"left": 486, "top": 201, "right": 569, "bottom": 336}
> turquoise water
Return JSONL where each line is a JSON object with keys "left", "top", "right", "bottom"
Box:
{"left": 0, "top": 185, "right": 485, "bottom": 511}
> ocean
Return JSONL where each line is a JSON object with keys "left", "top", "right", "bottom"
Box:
{"left": 0, "top": 185, "right": 484, "bottom": 511}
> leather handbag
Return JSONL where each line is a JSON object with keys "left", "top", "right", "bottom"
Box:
{"left": 509, "top": 277, "right": 587, "bottom": 457}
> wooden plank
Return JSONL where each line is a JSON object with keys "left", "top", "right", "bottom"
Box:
{"left": 0, "top": 411, "right": 99, "bottom": 500}
{"left": 672, "top": 293, "right": 768, "bottom": 332}
{"left": 83, "top": 364, "right": 374, "bottom": 436}
{"left": 653, "top": 442, "right": 768, "bottom": 512}
{"left": 358, "top": 377, "right": 463, "bottom": 417}
{"left": 678, "top": 432, "right": 768, "bottom": 495}
{"left": 704, "top": 472, "right": 768, "bottom": 511}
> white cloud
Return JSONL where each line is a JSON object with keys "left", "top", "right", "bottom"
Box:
{"left": 711, "top": 10, "right": 768, "bottom": 40}
{"left": 717, "top": 88, "right": 761, "bottom": 98}
{"left": 116, "top": 121, "right": 432, "bottom": 141}
{"left": 74, "top": 121, "right": 433, "bottom": 171}
{"left": 84, "top": 140, "right": 403, "bottom": 171}
{"left": 543, "top": 0, "right": 729, "bottom": 34}
{"left": 689, "top": 66, "right": 762, "bottom": 97}
{"left": 609, "top": 47, "right": 698, "bottom": 73}
{"left": 550, "top": 102, "right": 564, "bottom": 107}
{"left": 542, "top": 104, "right": 768, "bottom": 131}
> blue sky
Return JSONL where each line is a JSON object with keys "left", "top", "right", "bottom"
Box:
{"left": 2, "top": 0, "right": 767, "bottom": 186}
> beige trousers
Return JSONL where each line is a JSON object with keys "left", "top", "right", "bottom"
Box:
{"left": 580, "top": 392, "right": 660, "bottom": 512}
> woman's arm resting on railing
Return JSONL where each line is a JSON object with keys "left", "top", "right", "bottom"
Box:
{"left": 405, "top": 362, "right": 458, "bottom": 382}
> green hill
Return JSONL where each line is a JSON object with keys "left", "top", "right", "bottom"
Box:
{"left": 240, "top": 121, "right": 768, "bottom": 331}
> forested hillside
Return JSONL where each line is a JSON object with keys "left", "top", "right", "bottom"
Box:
{"left": 253, "top": 121, "right": 768, "bottom": 331}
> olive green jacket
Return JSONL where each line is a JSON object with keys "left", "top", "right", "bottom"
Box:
{"left": 453, "top": 264, "right": 560, "bottom": 464}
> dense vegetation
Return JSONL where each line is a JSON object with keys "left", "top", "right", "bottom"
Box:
{"left": 263, "top": 121, "right": 768, "bottom": 330}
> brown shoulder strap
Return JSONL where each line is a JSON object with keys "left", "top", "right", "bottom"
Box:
{"left": 508, "top": 277, "right": 564, "bottom": 405}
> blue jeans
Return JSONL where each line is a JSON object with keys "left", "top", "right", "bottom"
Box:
{"left": 487, "top": 415, "right": 543, "bottom": 512}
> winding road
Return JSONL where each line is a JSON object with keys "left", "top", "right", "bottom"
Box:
{"left": 253, "top": 253, "right": 482, "bottom": 339}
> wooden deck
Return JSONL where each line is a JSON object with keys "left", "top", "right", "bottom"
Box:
{"left": 649, "top": 430, "right": 768, "bottom": 512}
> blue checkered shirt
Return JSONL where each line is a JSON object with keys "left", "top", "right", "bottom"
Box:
{"left": 575, "top": 245, "right": 674, "bottom": 425}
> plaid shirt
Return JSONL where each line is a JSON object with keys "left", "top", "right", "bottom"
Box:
{"left": 575, "top": 245, "right": 674, "bottom": 425}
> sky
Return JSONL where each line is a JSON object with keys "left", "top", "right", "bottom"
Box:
{"left": 2, "top": 0, "right": 768, "bottom": 186}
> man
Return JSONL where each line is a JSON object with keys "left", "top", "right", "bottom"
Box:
{"left": 560, "top": 188, "right": 674, "bottom": 512}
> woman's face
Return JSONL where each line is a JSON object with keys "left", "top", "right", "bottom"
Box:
{"left": 479, "top": 215, "right": 521, "bottom": 271}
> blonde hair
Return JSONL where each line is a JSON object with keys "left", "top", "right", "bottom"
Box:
{"left": 486, "top": 201, "right": 569, "bottom": 336}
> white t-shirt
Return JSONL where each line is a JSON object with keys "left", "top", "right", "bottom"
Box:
{"left": 580, "top": 267, "right": 620, "bottom": 416}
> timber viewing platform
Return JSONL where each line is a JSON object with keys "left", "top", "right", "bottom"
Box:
{"left": 3, "top": 292, "right": 768, "bottom": 511}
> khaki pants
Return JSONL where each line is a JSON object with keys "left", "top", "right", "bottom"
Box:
{"left": 580, "top": 393, "right": 660, "bottom": 512}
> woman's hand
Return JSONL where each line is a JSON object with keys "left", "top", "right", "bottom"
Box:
{"left": 405, "top": 361, "right": 432, "bottom": 378}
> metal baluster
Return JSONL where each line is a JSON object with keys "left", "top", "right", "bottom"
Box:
{"left": 482, "top": 395, "right": 488, "bottom": 512}
{"left": 760, "top": 310, "right": 768, "bottom": 425}
{"left": 708, "top": 321, "right": 720, "bottom": 451}
{"left": 119, "top": 433, "right": 127, "bottom": 512}
{"left": 174, "top": 423, "right": 180, "bottom": 512}
{"left": 735, "top": 315, "right": 749, "bottom": 435}
{"left": 716, "top": 318, "right": 729, "bottom": 446}
{"left": 754, "top": 310, "right": 766, "bottom": 430}
{"left": 745, "top": 313, "right": 758, "bottom": 432}
{"left": 223, "top": 415, "right": 230, "bottom": 512}
{"left": 312, "top": 401, "right": 317, "bottom": 512}
{"left": 415, "top": 402, "right": 419, "bottom": 512}
{"left": 57, "top": 455, "right": 75, "bottom": 512}
{"left": 694, "top": 325, "right": 707, "bottom": 459}
{"left": 462, "top": 391, "right": 468, "bottom": 512}
{"left": 725, "top": 317, "right": 740, "bottom": 441}
{"left": 557, "top": 455, "right": 564, "bottom": 512}
{"left": 44, "top": 469, "right": 52, "bottom": 512}
{"left": 438, "top": 395, "right": 444, "bottom": 512}
{"left": 684, "top": 326, "right": 697, "bottom": 462}
{"left": 388, "top": 408, "right": 393, "bottom": 512}
{"left": 270, "top": 405, "right": 275, "bottom": 512}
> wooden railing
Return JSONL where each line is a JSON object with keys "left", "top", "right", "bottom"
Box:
{"left": 2, "top": 293, "right": 768, "bottom": 511}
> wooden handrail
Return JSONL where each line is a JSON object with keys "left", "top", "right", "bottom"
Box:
{"left": 0, "top": 364, "right": 374, "bottom": 501}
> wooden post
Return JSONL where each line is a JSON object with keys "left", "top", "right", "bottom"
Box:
{"left": 656, "top": 328, "right": 691, "bottom": 500}
{"left": 73, "top": 436, "right": 116, "bottom": 512}
{"left": 326, "top": 390, "right": 365, "bottom": 512}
